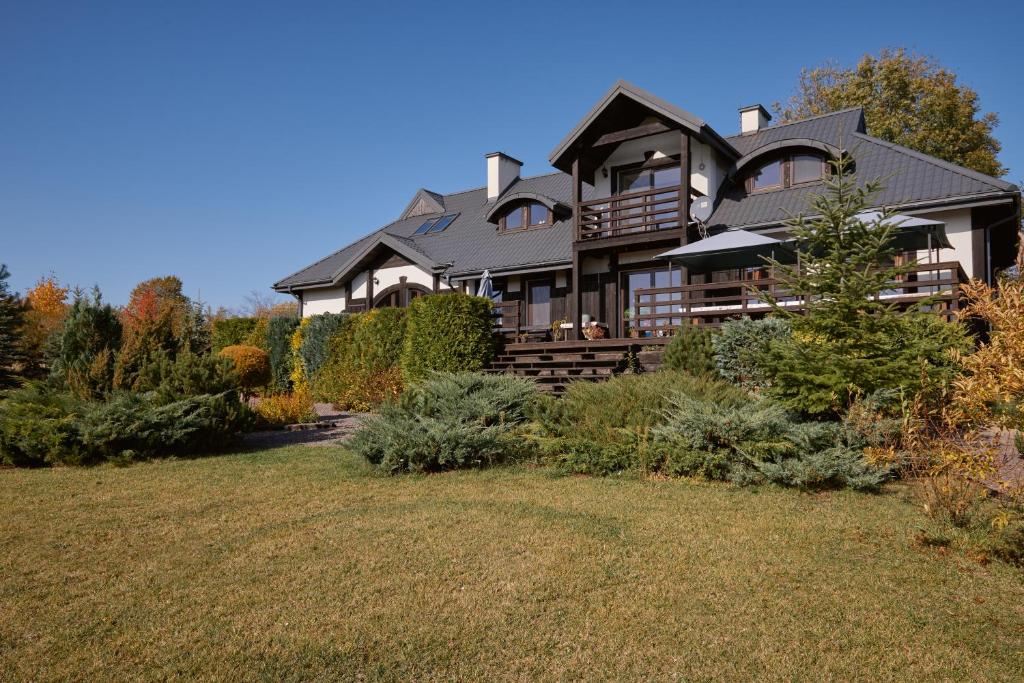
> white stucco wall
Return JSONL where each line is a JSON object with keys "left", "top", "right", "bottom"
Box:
{"left": 374, "top": 264, "right": 446, "bottom": 291}
{"left": 909, "top": 208, "right": 979, "bottom": 278}
{"left": 588, "top": 131, "right": 726, "bottom": 206}
{"left": 302, "top": 286, "right": 346, "bottom": 316}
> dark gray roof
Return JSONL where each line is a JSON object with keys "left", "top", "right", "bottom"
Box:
{"left": 276, "top": 103, "right": 1018, "bottom": 291}
{"left": 709, "top": 109, "right": 1017, "bottom": 230}
{"left": 274, "top": 173, "right": 585, "bottom": 290}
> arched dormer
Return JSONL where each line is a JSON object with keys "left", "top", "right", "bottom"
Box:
{"left": 727, "top": 139, "right": 844, "bottom": 193}
{"left": 485, "top": 191, "right": 571, "bottom": 231}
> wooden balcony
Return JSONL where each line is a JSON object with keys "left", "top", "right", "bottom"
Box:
{"left": 576, "top": 185, "right": 683, "bottom": 242}
{"left": 629, "top": 261, "right": 968, "bottom": 335}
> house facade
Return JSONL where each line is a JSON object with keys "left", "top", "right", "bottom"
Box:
{"left": 273, "top": 81, "right": 1020, "bottom": 341}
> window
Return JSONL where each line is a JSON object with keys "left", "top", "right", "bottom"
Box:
{"left": 527, "top": 280, "right": 551, "bottom": 326}
{"left": 616, "top": 162, "right": 680, "bottom": 195}
{"left": 792, "top": 154, "right": 825, "bottom": 185}
{"left": 623, "top": 268, "right": 682, "bottom": 337}
{"left": 746, "top": 154, "right": 827, "bottom": 193}
{"left": 413, "top": 213, "right": 459, "bottom": 235}
{"left": 501, "top": 202, "right": 550, "bottom": 231}
{"left": 750, "top": 159, "right": 782, "bottom": 191}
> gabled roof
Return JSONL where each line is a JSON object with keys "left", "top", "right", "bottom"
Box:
{"left": 548, "top": 80, "right": 738, "bottom": 181}
{"left": 399, "top": 189, "right": 446, "bottom": 220}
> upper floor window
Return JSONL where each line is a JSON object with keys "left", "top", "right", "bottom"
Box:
{"left": 746, "top": 154, "right": 827, "bottom": 193}
{"left": 501, "top": 202, "right": 550, "bottom": 231}
{"left": 617, "top": 163, "right": 679, "bottom": 195}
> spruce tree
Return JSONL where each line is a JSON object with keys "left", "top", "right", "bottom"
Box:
{"left": 662, "top": 324, "right": 716, "bottom": 377}
{"left": 757, "top": 155, "right": 969, "bottom": 415}
{"left": 0, "top": 264, "right": 26, "bottom": 389}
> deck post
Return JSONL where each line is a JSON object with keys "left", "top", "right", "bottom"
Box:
{"left": 571, "top": 154, "right": 584, "bottom": 340}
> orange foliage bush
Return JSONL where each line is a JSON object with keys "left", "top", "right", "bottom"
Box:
{"left": 218, "top": 345, "right": 271, "bottom": 393}
{"left": 22, "top": 275, "right": 69, "bottom": 372}
{"left": 254, "top": 389, "right": 317, "bottom": 426}
{"left": 331, "top": 366, "right": 405, "bottom": 413}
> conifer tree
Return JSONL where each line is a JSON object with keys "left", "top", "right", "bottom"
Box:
{"left": 757, "top": 155, "right": 969, "bottom": 415}
{"left": 662, "top": 324, "right": 716, "bottom": 377}
{"left": 0, "top": 264, "right": 27, "bottom": 389}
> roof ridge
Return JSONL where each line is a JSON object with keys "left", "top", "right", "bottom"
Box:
{"left": 726, "top": 107, "right": 863, "bottom": 139}
{"left": 439, "top": 170, "right": 567, "bottom": 198}
{"left": 851, "top": 132, "right": 1017, "bottom": 192}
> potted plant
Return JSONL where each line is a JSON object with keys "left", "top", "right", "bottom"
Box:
{"left": 581, "top": 322, "right": 606, "bottom": 340}
{"left": 623, "top": 308, "right": 640, "bottom": 338}
{"left": 550, "top": 318, "right": 568, "bottom": 341}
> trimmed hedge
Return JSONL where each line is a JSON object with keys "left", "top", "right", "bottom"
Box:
{"left": 211, "top": 317, "right": 259, "bottom": 353}
{"left": 298, "top": 313, "right": 346, "bottom": 381}
{"left": 314, "top": 309, "right": 407, "bottom": 411}
{"left": 401, "top": 294, "right": 495, "bottom": 383}
{"left": 266, "top": 316, "right": 300, "bottom": 392}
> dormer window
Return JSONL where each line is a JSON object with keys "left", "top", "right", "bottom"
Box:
{"left": 501, "top": 202, "right": 550, "bottom": 231}
{"left": 746, "top": 154, "right": 827, "bottom": 193}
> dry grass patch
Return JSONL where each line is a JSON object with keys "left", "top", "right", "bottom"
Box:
{"left": 1, "top": 447, "right": 1022, "bottom": 681}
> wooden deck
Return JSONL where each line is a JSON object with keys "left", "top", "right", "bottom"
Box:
{"left": 487, "top": 338, "right": 669, "bottom": 393}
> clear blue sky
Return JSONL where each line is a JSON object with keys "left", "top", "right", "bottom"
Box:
{"left": 2, "top": 0, "right": 1022, "bottom": 310}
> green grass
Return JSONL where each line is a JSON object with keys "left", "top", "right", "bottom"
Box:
{"left": 2, "top": 446, "right": 1022, "bottom": 681}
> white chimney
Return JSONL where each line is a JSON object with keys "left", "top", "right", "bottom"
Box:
{"left": 486, "top": 152, "right": 522, "bottom": 200}
{"left": 739, "top": 104, "right": 771, "bottom": 134}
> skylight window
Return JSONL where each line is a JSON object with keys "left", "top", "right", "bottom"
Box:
{"left": 412, "top": 213, "right": 459, "bottom": 236}
{"left": 428, "top": 214, "right": 457, "bottom": 233}
{"left": 413, "top": 218, "right": 436, "bottom": 235}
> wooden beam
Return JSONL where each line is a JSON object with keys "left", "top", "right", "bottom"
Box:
{"left": 571, "top": 154, "right": 583, "bottom": 339}
{"left": 679, "top": 130, "right": 691, "bottom": 298}
{"left": 592, "top": 120, "right": 671, "bottom": 148}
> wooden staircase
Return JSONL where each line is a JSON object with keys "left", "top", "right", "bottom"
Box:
{"left": 487, "top": 338, "right": 669, "bottom": 393}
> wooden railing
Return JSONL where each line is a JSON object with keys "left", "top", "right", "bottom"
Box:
{"left": 630, "top": 261, "right": 968, "bottom": 335}
{"left": 577, "top": 185, "right": 683, "bottom": 241}
{"left": 491, "top": 300, "right": 521, "bottom": 335}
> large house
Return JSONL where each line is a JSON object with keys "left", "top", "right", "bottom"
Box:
{"left": 274, "top": 80, "right": 1020, "bottom": 344}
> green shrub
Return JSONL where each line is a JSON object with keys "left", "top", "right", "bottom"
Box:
{"left": 713, "top": 317, "right": 791, "bottom": 389}
{"left": 266, "top": 317, "right": 300, "bottom": 392}
{"left": 314, "top": 309, "right": 408, "bottom": 411}
{"left": 48, "top": 289, "right": 123, "bottom": 400}
{"left": 218, "top": 345, "right": 271, "bottom": 393}
{"left": 540, "top": 436, "right": 639, "bottom": 476}
{"left": 134, "top": 349, "right": 238, "bottom": 402}
{"left": 0, "top": 383, "right": 81, "bottom": 467}
{"left": 298, "top": 313, "right": 346, "bottom": 381}
{"left": 652, "top": 395, "right": 891, "bottom": 491}
{"left": 211, "top": 317, "right": 259, "bottom": 352}
{"left": 662, "top": 325, "right": 716, "bottom": 376}
{"left": 401, "top": 294, "right": 494, "bottom": 383}
{"left": 73, "top": 391, "right": 249, "bottom": 465}
{"left": 0, "top": 383, "right": 249, "bottom": 467}
{"left": 533, "top": 371, "right": 749, "bottom": 442}
{"left": 349, "top": 372, "right": 536, "bottom": 473}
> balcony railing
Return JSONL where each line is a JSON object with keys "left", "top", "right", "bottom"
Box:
{"left": 577, "top": 185, "right": 683, "bottom": 241}
{"left": 629, "top": 261, "right": 968, "bottom": 335}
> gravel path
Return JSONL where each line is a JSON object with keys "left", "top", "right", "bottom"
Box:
{"left": 241, "top": 412, "right": 369, "bottom": 450}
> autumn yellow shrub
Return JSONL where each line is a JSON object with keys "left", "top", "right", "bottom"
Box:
{"left": 254, "top": 389, "right": 317, "bottom": 427}
{"left": 218, "top": 345, "right": 271, "bottom": 394}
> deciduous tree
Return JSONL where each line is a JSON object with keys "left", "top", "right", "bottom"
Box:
{"left": 774, "top": 48, "right": 1005, "bottom": 177}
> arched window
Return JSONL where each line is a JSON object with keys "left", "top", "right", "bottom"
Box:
{"left": 501, "top": 202, "right": 550, "bottom": 231}
{"left": 373, "top": 282, "right": 430, "bottom": 308}
{"left": 747, "top": 154, "right": 827, "bottom": 193}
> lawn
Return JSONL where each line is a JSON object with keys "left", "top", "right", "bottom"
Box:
{"left": 2, "top": 445, "right": 1022, "bottom": 681}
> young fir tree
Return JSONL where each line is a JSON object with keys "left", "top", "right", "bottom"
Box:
{"left": 757, "top": 154, "right": 969, "bottom": 416}
{"left": 49, "top": 287, "right": 124, "bottom": 400}
{"left": 662, "top": 324, "right": 716, "bottom": 377}
{"left": 0, "top": 264, "right": 27, "bottom": 389}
